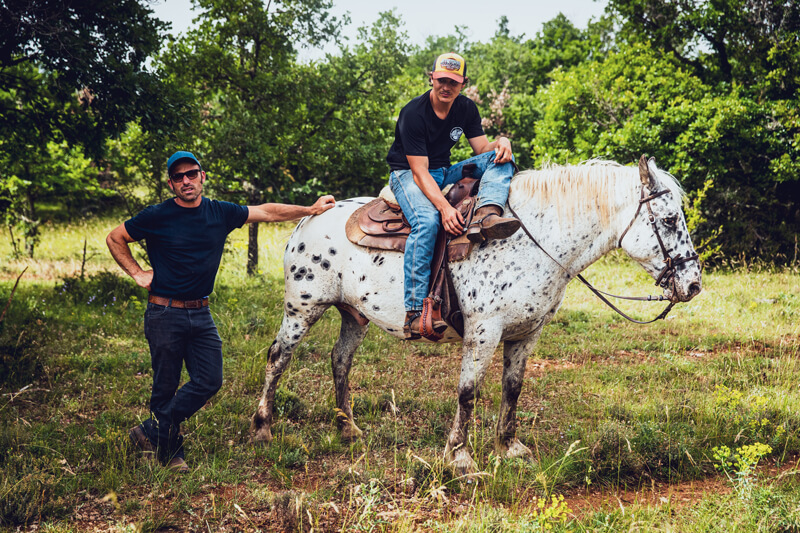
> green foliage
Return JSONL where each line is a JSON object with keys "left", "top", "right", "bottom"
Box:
{"left": 56, "top": 270, "right": 147, "bottom": 307}
{"left": 533, "top": 42, "right": 800, "bottom": 262}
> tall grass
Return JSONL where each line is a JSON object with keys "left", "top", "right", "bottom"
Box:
{"left": 1, "top": 214, "right": 798, "bottom": 531}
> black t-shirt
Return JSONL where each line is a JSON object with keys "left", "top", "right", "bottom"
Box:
{"left": 125, "top": 197, "right": 249, "bottom": 300}
{"left": 386, "top": 91, "right": 484, "bottom": 171}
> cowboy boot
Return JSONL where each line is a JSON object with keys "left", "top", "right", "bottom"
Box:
{"left": 466, "top": 205, "right": 521, "bottom": 243}
{"left": 404, "top": 310, "right": 422, "bottom": 340}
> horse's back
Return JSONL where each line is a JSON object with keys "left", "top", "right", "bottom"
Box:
{"left": 282, "top": 198, "right": 408, "bottom": 335}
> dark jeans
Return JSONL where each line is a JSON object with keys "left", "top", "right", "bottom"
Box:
{"left": 139, "top": 302, "right": 223, "bottom": 462}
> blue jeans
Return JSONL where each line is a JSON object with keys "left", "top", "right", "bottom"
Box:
{"left": 139, "top": 302, "right": 223, "bottom": 462}
{"left": 389, "top": 150, "right": 515, "bottom": 311}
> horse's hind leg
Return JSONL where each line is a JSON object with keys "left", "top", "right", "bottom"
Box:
{"left": 496, "top": 330, "right": 543, "bottom": 460}
{"left": 331, "top": 310, "right": 370, "bottom": 441}
{"left": 251, "top": 305, "right": 328, "bottom": 444}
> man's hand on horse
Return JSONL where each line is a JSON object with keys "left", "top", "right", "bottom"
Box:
{"left": 441, "top": 204, "right": 465, "bottom": 235}
{"left": 311, "top": 195, "right": 336, "bottom": 215}
{"left": 494, "top": 137, "right": 513, "bottom": 164}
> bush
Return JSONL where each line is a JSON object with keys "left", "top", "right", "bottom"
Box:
{"left": 56, "top": 270, "right": 146, "bottom": 307}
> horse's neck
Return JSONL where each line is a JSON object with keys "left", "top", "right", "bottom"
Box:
{"left": 516, "top": 202, "right": 624, "bottom": 275}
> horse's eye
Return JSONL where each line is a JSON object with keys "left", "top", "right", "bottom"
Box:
{"left": 663, "top": 216, "right": 678, "bottom": 227}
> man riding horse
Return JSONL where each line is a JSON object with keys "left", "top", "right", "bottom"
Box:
{"left": 386, "top": 52, "right": 521, "bottom": 339}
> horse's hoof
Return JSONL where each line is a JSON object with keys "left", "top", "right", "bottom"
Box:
{"left": 448, "top": 448, "right": 477, "bottom": 476}
{"left": 498, "top": 438, "right": 534, "bottom": 461}
{"left": 340, "top": 422, "right": 363, "bottom": 442}
{"left": 251, "top": 426, "right": 273, "bottom": 445}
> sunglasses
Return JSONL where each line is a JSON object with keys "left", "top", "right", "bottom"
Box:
{"left": 169, "top": 168, "right": 202, "bottom": 182}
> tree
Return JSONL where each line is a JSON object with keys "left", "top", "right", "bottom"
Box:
{"left": 162, "top": 2, "right": 409, "bottom": 274}
{"left": 0, "top": 0, "right": 184, "bottom": 256}
{"left": 532, "top": 43, "right": 800, "bottom": 261}
{"left": 606, "top": 0, "right": 800, "bottom": 92}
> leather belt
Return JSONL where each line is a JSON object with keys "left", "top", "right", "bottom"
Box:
{"left": 148, "top": 294, "right": 209, "bottom": 309}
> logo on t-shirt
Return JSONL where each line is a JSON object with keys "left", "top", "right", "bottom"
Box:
{"left": 450, "top": 127, "right": 463, "bottom": 142}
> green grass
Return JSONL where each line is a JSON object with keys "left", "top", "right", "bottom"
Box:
{"left": 1, "top": 215, "right": 799, "bottom": 531}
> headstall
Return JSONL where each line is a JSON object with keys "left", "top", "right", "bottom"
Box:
{"left": 508, "top": 185, "right": 699, "bottom": 325}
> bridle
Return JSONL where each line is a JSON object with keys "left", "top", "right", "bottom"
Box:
{"left": 508, "top": 184, "right": 699, "bottom": 324}
{"left": 619, "top": 186, "right": 699, "bottom": 290}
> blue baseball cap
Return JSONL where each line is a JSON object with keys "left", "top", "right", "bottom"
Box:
{"left": 167, "top": 151, "right": 202, "bottom": 174}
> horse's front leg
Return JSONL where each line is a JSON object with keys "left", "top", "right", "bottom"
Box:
{"left": 444, "top": 331, "right": 501, "bottom": 475}
{"left": 496, "top": 330, "right": 543, "bottom": 461}
{"left": 251, "top": 308, "right": 326, "bottom": 444}
{"left": 331, "top": 310, "right": 370, "bottom": 441}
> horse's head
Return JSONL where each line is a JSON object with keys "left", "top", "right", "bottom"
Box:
{"left": 619, "top": 155, "right": 702, "bottom": 303}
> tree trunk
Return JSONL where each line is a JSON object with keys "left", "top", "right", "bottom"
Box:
{"left": 247, "top": 221, "right": 258, "bottom": 275}
{"left": 24, "top": 190, "right": 37, "bottom": 258}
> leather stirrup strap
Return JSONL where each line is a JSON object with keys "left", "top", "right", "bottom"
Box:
{"left": 420, "top": 297, "right": 444, "bottom": 341}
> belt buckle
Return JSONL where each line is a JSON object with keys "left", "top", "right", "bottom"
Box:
{"left": 185, "top": 299, "right": 201, "bottom": 309}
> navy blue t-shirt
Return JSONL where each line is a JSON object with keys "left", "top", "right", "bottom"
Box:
{"left": 386, "top": 91, "right": 484, "bottom": 171}
{"left": 125, "top": 197, "right": 249, "bottom": 300}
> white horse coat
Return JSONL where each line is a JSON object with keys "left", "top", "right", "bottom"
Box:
{"left": 251, "top": 158, "right": 702, "bottom": 473}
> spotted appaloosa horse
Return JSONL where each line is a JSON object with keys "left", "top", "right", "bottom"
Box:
{"left": 251, "top": 157, "right": 702, "bottom": 473}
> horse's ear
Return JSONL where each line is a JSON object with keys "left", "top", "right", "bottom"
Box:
{"left": 638, "top": 154, "right": 658, "bottom": 190}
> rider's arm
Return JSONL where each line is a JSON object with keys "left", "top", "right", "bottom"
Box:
{"left": 246, "top": 195, "right": 336, "bottom": 223}
{"left": 407, "top": 155, "right": 464, "bottom": 235}
{"left": 106, "top": 224, "right": 153, "bottom": 290}
{"left": 468, "top": 135, "right": 514, "bottom": 164}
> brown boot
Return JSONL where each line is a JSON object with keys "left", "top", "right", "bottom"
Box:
{"left": 166, "top": 456, "right": 190, "bottom": 473}
{"left": 129, "top": 425, "right": 157, "bottom": 463}
{"left": 466, "top": 205, "right": 521, "bottom": 243}
{"left": 403, "top": 310, "right": 422, "bottom": 340}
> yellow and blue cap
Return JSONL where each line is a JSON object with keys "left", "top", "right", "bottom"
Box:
{"left": 431, "top": 52, "right": 467, "bottom": 83}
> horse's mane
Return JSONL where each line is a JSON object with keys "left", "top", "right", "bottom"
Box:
{"left": 508, "top": 160, "right": 684, "bottom": 226}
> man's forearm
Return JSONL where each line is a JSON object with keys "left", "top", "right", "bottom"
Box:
{"left": 107, "top": 235, "right": 143, "bottom": 279}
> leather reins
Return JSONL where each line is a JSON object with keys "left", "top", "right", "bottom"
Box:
{"left": 508, "top": 185, "right": 699, "bottom": 324}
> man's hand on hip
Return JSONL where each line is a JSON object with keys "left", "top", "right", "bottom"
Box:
{"left": 133, "top": 270, "right": 154, "bottom": 291}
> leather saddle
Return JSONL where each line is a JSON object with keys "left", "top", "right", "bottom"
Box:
{"left": 344, "top": 164, "right": 481, "bottom": 340}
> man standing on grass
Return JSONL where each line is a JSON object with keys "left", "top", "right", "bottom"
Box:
{"left": 106, "top": 151, "right": 335, "bottom": 472}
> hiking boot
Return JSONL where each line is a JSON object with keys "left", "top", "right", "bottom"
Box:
{"left": 166, "top": 456, "right": 190, "bottom": 473}
{"left": 466, "top": 205, "right": 520, "bottom": 243}
{"left": 129, "top": 425, "right": 157, "bottom": 462}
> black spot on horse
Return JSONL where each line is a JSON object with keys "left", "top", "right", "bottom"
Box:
{"left": 301, "top": 294, "right": 312, "bottom": 300}
{"left": 298, "top": 243, "right": 306, "bottom": 252}
{"left": 321, "top": 260, "right": 331, "bottom": 270}
{"left": 361, "top": 295, "right": 368, "bottom": 302}
{"left": 329, "top": 248, "right": 337, "bottom": 255}
{"left": 312, "top": 254, "right": 321, "bottom": 263}
{"left": 290, "top": 265, "right": 297, "bottom": 272}
{"left": 372, "top": 305, "right": 380, "bottom": 311}
{"left": 307, "top": 274, "right": 314, "bottom": 281}
{"left": 359, "top": 275, "right": 366, "bottom": 282}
